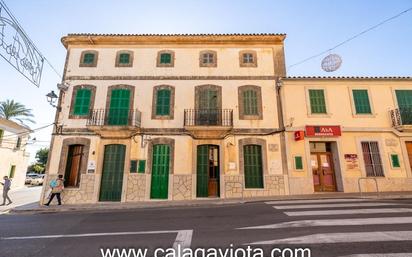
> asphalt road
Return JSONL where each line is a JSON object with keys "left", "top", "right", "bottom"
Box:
{"left": 1, "top": 198, "right": 412, "bottom": 257}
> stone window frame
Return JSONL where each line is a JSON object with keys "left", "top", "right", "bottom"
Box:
{"left": 105, "top": 84, "right": 136, "bottom": 113}
{"left": 151, "top": 85, "right": 175, "bottom": 120}
{"left": 115, "top": 50, "right": 134, "bottom": 67}
{"left": 69, "top": 85, "right": 96, "bottom": 119}
{"left": 239, "top": 50, "right": 257, "bottom": 67}
{"left": 79, "top": 50, "right": 98, "bottom": 67}
{"left": 194, "top": 84, "right": 222, "bottom": 110}
{"left": 147, "top": 137, "right": 175, "bottom": 175}
{"left": 156, "top": 50, "right": 175, "bottom": 67}
{"left": 238, "top": 137, "right": 268, "bottom": 177}
{"left": 238, "top": 85, "right": 263, "bottom": 120}
{"left": 57, "top": 137, "right": 91, "bottom": 188}
{"left": 199, "top": 50, "right": 217, "bottom": 67}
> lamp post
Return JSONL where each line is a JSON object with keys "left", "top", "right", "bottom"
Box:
{"left": 46, "top": 90, "right": 61, "bottom": 111}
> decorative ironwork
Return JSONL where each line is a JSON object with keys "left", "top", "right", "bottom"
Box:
{"left": 0, "top": 2, "right": 44, "bottom": 87}
{"left": 390, "top": 108, "right": 412, "bottom": 127}
{"left": 184, "top": 109, "right": 233, "bottom": 127}
{"left": 321, "top": 54, "right": 342, "bottom": 72}
{"left": 87, "top": 108, "right": 142, "bottom": 127}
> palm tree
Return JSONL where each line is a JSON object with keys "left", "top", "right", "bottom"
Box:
{"left": 0, "top": 99, "right": 35, "bottom": 124}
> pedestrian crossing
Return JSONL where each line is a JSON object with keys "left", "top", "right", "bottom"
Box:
{"left": 239, "top": 198, "right": 412, "bottom": 257}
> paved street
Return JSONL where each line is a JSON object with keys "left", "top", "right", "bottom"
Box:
{"left": 0, "top": 186, "right": 42, "bottom": 214}
{"left": 1, "top": 198, "right": 412, "bottom": 257}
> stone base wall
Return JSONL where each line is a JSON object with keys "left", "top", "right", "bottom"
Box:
{"left": 42, "top": 174, "right": 96, "bottom": 204}
{"left": 343, "top": 177, "right": 412, "bottom": 193}
{"left": 126, "top": 174, "right": 146, "bottom": 202}
{"left": 224, "top": 175, "right": 286, "bottom": 198}
{"left": 173, "top": 175, "right": 192, "bottom": 200}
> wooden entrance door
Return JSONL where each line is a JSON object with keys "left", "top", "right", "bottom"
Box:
{"left": 64, "top": 145, "right": 83, "bottom": 187}
{"left": 99, "top": 144, "right": 126, "bottom": 201}
{"left": 108, "top": 89, "right": 130, "bottom": 125}
{"left": 150, "top": 144, "right": 170, "bottom": 199}
{"left": 311, "top": 152, "right": 337, "bottom": 192}
{"left": 196, "top": 145, "right": 220, "bottom": 197}
{"left": 406, "top": 142, "right": 412, "bottom": 172}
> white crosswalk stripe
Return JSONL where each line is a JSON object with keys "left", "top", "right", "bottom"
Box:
{"left": 242, "top": 198, "right": 412, "bottom": 256}
{"left": 273, "top": 202, "right": 396, "bottom": 210}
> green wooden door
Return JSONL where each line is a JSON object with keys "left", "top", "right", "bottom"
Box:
{"left": 196, "top": 145, "right": 209, "bottom": 197}
{"left": 197, "top": 89, "right": 219, "bottom": 125}
{"left": 244, "top": 145, "right": 264, "bottom": 188}
{"left": 99, "top": 144, "right": 126, "bottom": 201}
{"left": 108, "top": 89, "right": 130, "bottom": 125}
{"left": 150, "top": 144, "right": 170, "bottom": 199}
{"left": 396, "top": 90, "right": 412, "bottom": 124}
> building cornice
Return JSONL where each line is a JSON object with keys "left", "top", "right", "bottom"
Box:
{"left": 284, "top": 76, "right": 412, "bottom": 81}
{"left": 61, "top": 33, "right": 287, "bottom": 48}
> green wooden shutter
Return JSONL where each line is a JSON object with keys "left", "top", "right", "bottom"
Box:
{"left": 295, "top": 156, "right": 303, "bottom": 170}
{"left": 73, "top": 89, "right": 92, "bottom": 116}
{"left": 196, "top": 145, "right": 209, "bottom": 197}
{"left": 391, "top": 154, "right": 400, "bottom": 168}
{"left": 396, "top": 90, "right": 412, "bottom": 124}
{"left": 309, "top": 89, "right": 327, "bottom": 114}
{"left": 156, "top": 89, "right": 171, "bottom": 116}
{"left": 138, "top": 160, "right": 146, "bottom": 173}
{"left": 119, "top": 53, "right": 130, "bottom": 64}
{"left": 243, "top": 90, "right": 258, "bottom": 115}
{"left": 150, "top": 144, "right": 170, "bottom": 199}
{"left": 353, "top": 90, "right": 371, "bottom": 114}
{"left": 160, "top": 53, "right": 171, "bottom": 64}
{"left": 244, "top": 145, "right": 264, "bottom": 188}
{"left": 83, "top": 53, "right": 94, "bottom": 64}
{"left": 108, "top": 89, "right": 130, "bottom": 125}
{"left": 99, "top": 144, "right": 125, "bottom": 201}
{"left": 130, "top": 160, "right": 138, "bottom": 173}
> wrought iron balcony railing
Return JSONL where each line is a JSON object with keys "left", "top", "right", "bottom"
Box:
{"left": 87, "top": 108, "right": 141, "bottom": 127}
{"left": 390, "top": 108, "right": 412, "bottom": 127}
{"left": 184, "top": 109, "right": 233, "bottom": 127}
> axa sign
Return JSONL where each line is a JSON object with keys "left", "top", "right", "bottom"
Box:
{"left": 305, "top": 125, "right": 341, "bottom": 137}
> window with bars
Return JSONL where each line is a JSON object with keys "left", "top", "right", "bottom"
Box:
{"left": 243, "top": 144, "right": 264, "bottom": 188}
{"left": 156, "top": 89, "right": 171, "bottom": 116}
{"left": 73, "top": 88, "right": 92, "bottom": 116}
{"left": 243, "top": 90, "right": 259, "bottom": 115}
{"left": 353, "top": 89, "right": 372, "bottom": 114}
{"left": 361, "top": 141, "right": 385, "bottom": 177}
{"left": 308, "top": 89, "right": 327, "bottom": 114}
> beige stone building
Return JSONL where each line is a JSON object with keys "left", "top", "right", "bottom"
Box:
{"left": 42, "top": 33, "right": 289, "bottom": 204}
{"left": 282, "top": 77, "right": 412, "bottom": 194}
{"left": 0, "top": 118, "right": 31, "bottom": 189}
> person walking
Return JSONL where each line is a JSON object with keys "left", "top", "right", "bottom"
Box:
{"left": 1, "top": 176, "right": 12, "bottom": 206}
{"left": 45, "top": 175, "right": 64, "bottom": 206}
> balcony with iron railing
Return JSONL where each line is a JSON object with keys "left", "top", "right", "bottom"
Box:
{"left": 390, "top": 108, "right": 412, "bottom": 130}
{"left": 87, "top": 109, "right": 141, "bottom": 135}
{"left": 183, "top": 109, "right": 233, "bottom": 139}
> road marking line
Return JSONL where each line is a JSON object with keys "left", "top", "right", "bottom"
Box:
{"left": 173, "top": 230, "right": 193, "bottom": 249}
{"left": 248, "top": 231, "right": 412, "bottom": 245}
{"left": 265, "top": 198, "right": 368, "bottom": 205}
{"left": 274, "top": 202, "right": 397, "bottom": 210}
{"left": 339, "top": 254, "right": 412, "bottom": 257}
{"left": 238, "top": 217, "right": 412, "bottom": 229}
{"left": 284, "top": 208, "right": 412, "bottom": 216}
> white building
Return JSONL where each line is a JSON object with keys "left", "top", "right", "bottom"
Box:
{"left": 0, "top": 118, "right": 31, "bottom": 189}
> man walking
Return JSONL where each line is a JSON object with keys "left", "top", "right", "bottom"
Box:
{"left": 1, "top": 176, "right": 12, "bottom": 206}
{"left": 45, "top": 175, "right": 64, "bottom": 206}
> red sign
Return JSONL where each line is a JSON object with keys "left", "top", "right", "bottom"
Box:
{"left": 305, "top": 125, "right": 341, "bottom": 137}
{"left": 294, "top": 131, "right": 304, "bottom": 141}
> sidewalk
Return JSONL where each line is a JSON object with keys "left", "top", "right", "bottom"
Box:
{"left": 9, "top": 191, "right": 412, "bottom": 215}
{"left": 0, "top": 186, "right": 42, "bottom": 214}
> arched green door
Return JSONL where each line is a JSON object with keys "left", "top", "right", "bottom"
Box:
{"left": 150, "top": 144, "right": 170, "bottom": 199}
{"left": 99, "top": 144, "right": 126, "bottom": 201}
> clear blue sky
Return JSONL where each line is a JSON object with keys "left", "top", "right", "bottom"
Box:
{"left": 0, "top": 0, "right": 411, "bottom": 162}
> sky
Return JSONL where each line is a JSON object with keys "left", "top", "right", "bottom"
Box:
{"left": 0, "top": 0, "right": 411, "bottom": 163}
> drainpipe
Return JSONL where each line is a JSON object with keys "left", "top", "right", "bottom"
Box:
{"left": 275, "top": 77, "right": 290, "bottom": 195}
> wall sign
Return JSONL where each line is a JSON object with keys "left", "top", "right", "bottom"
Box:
{"left": 294, "top": 131, "right": 304, "bottom": 141}
{"left": 344, "top": 154, "right": 359, "bottom": 170}
{"left": 87, "top": 160, "right": 96, "bottom": 173}
{"left": 305, "top": 125, "right": 341, "bottom": 137}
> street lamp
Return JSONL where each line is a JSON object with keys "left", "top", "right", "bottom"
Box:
{"left": 46, "top": 90, "right": 58, "bottom": 107}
